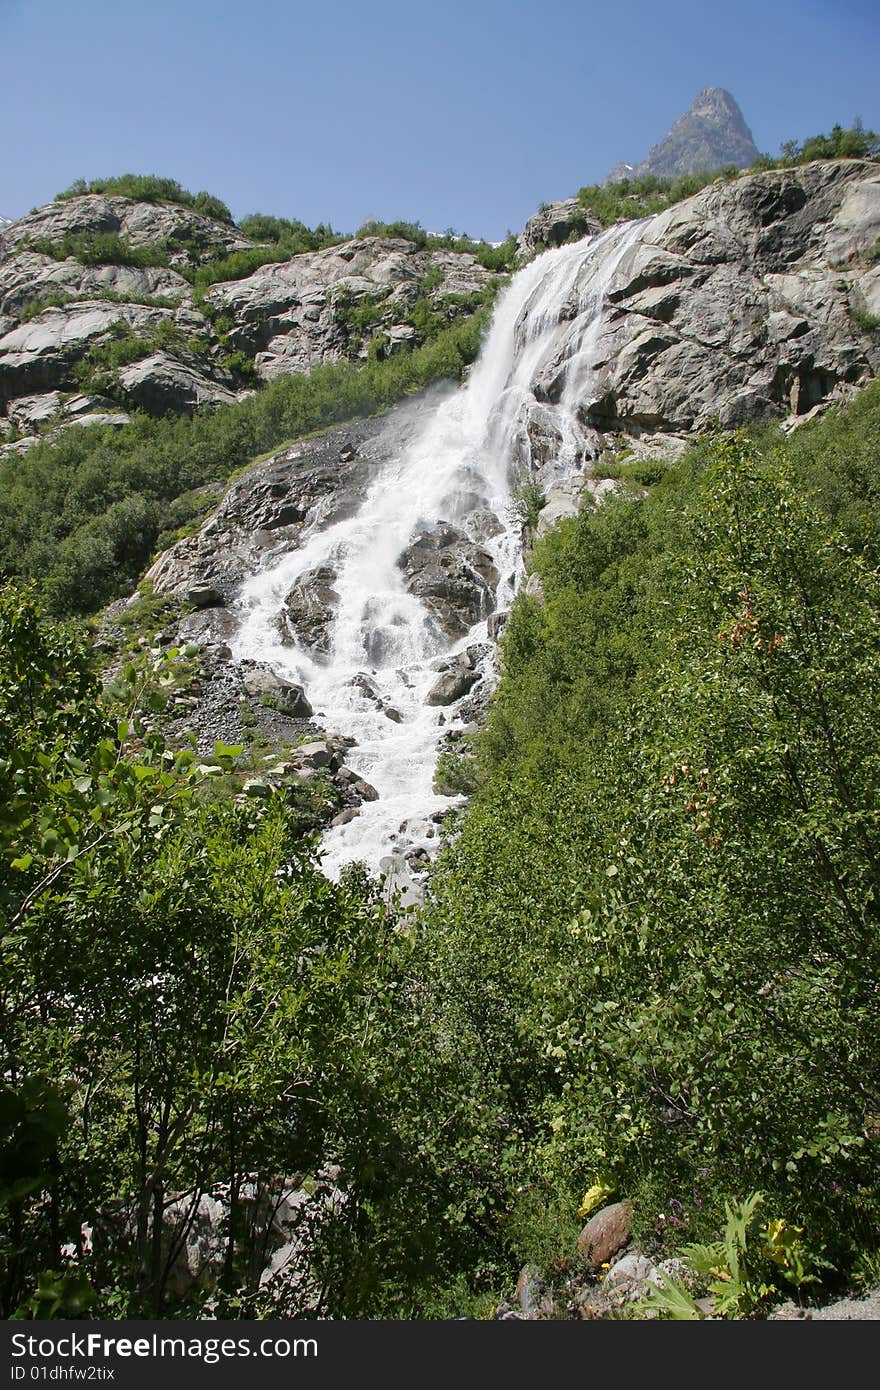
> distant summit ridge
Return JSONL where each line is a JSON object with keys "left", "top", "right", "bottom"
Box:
{"left": 606, "top": 86, "right": 760, "bottom": 183}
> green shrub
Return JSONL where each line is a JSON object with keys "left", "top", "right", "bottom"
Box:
{"left": 849, "top": 306, "right": 880, "bottom": 333}
{"left": 576, "top": 125, "right": 879, "bottom": 231}
{"left": 0, "top": 307, "right": 492, "bottom": 614}
{"left": 24, "top": 232, "right": 169, "bottom": 269}
{"left": 418, "top": 398, "right": 880, "bottom": 1291}
{"left": 56, "top": 174, "right": 234, "bottom": 224}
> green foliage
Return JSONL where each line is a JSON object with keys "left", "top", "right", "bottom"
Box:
{"left": 0, "top": 585, "right": 420, "bottom": 1316}
{"left": 849, "top": 306, "right": 880, "bottom": 334}
{"left": 0, "top": 309, "right": 491, "bottom": 615}
{"left": 644, "top": 1193, "right": 829, "bottom": 1319}
{"left": 56, "top": 175, "right": 234, "bottom": 224}
{"left": 0, "top": 1080, "right": 69, "bottom": 1210}
{"left": 24, "top": 233, "right": 169, "bottom": 270}
{"left": 417, "top": 396, "right": 880, "bottom": 1295}
{"left": 577, "top": 170, "right": 733, "bottom": 225}
{"left": 12, "top": 1269, "right": 96, "bottom": 1320}
{"left": 238, "top": 212, "right": 342, "bottom": 251}
{"left": 5, "top": 386, "right": 880, "bottom": 1316}
{"left": 782, "top": 121, "right": 880, "bottom": 163}
{"left": 71, "top": 316, "right": 188, "bottom": 394}
{"left": 508, "top": 477, "right": 547, "bottom": 532}
{"left": 355, "top": 219, "right": 517, "bottom": 272}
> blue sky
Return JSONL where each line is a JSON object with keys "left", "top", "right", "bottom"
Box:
{"left": 3, "top": 0, "right": 877, "bottom": 239}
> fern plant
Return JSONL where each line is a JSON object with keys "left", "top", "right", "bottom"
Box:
{"left": 643, "top": 1193, "right": 830, "bottom": 1320}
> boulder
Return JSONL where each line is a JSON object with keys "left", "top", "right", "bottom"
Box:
{"left": 602, "top": 1252, "right": 659, "bottom": 1302}
{"left": 352, "top": 777, "right": 379, "bottom": 802}
{"left": 426, "top": 666, "right": 479, "bottom": 706}
{"left": 516, "top": 1264, "right": 548, "bottom": 1319}
{"left": 117, "top": 352, "right": 238, "bottom": 414}
{"left": 487, "top": 610, "right": 509, "bottom": 640}
{"left": 279, "top": 566, "right": 339, "bottom": 654}
{"left": 465, "top": 507, "right": 504, "bottom": 543}
{"left": 535, "top": 476, "right": 591, "bottom": 538}
{"left": 576, "top": 1200, "right": 633, "bottom": 1269}
{"left": 6, "top": 390, "right": 63, "bottom": 430}
{"left": 398, "top": 522, "right": 497, "bottom": 639}
{"left": 292, "top": 740, "right": 335, "bottom": 769}
{"left": 242, "top": 779, "right": 272, "bottom": 799}
{"left": 187, "top": 584, "right": 224, "bottom": 608}
{"left": 241, "top": 668, "right": 314, "bottom": 719}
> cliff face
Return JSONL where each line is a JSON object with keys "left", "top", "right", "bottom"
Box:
{"left": 538, "top": 159, "right": 880, "bottom": 437}
{"left": 607, "top": 86, "right": 760, "bottom": 182}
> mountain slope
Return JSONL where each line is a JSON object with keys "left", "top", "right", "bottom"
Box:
{"left": 607, "top": 86, "right": 760, "bottom": 182}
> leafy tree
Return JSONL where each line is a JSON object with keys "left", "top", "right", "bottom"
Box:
{"left": 0, "top": 585, "right": 414, "bottom": 1315}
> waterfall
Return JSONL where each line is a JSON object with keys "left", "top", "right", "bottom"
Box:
{"left": 232, "top": 218, "right": 648, "bottom": 878}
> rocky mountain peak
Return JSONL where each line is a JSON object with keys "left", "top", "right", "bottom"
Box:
{"left": 607, "top": 86, "right": 760, "bottom": 183}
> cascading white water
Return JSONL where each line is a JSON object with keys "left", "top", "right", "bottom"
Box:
{"left": 232, "top": 218, "right": 648, "bottom": 878}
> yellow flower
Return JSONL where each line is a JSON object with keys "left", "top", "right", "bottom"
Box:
{"left": 763, "top": 1217, "right": 803, "bottom": 1266}
{"left": 578, "top": 1178, "right": 615, "bottom": 1219}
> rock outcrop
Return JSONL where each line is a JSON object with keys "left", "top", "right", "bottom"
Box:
{"left": 0, "top": 196, "right": 499, "bottom": 437}
{"left": 529, "top": 160, "right": 880, "bottom": 436}
{"left": 398, "top": 522, "right": 498, "bottom": 639}
{"left": 0, "top": 194, "right": 251, "bottom": 265}
{"left": 116, "top": 352, "right": 238, "bottom": 414}
{"left": 206, "top": 237, "right": 495, "bottom": 381}
{"left": 518, "top": 199, "right": 601, "bottom": 261}
{"left": 279, "top": 566, "right": 339, "bottom": 654}
{"left": 0, "top": 301, "right": 185, "bottom": 404}
{"left": 0, "top": 249, "right": 189, "bottom": 319}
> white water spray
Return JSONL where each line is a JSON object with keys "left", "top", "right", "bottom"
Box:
{"left": 232, "top": 219, "right": 648, "bottom": 877}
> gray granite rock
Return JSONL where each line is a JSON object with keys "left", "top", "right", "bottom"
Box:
{"left": 117, "top": 352, "right": 238, "bottom": 414}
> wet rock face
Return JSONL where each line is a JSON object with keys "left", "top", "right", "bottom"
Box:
{"left": 145, "top": 393, "right": 442, "bottom": 611}
{"left": 278, "top": 566, "right": 339, "bottom": 654}
{"left": 397, "top": 522, "right": 498, "bottom": 640}
{"left": 145, "top": 421, "right": 378, "bottom": 605}
{"left": 518, "top": 161, "right": 880, "bottom": 441}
